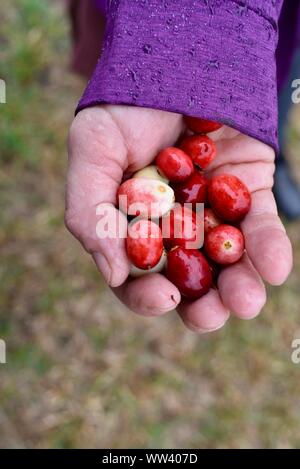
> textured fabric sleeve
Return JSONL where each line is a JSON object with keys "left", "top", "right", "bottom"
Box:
{"left": 77, "top": 0, "right": 284, "bottom": 153}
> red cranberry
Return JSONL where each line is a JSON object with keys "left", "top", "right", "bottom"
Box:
{"left": 204, "top": 208, "right": 221, "bottom": 234}
{"left": 161, "top": 205, "right": 203, "bottom": 250}
{"left": 204, "top": 224, "right": 245, "bottom": 265}
{"left": 130, "top": 250, "right": 167, "bottom": 277}
{"left": 166, "top": 247, "right": 212, "bottom": 299}
{"left": 184, "top": 116, "right": 222, "bottom": 134}
{"left": 171, "top": 170, "right": 208, "bottom": 209}
{"left": 126, "top": 219, "right": 163, "bottom": 270}
{"left": 206, "top": 257, "right": 221, "bottom": 283}
{"left": 208, "top": 174, "right": 251, "bottom": 223}
{"left": 155, "top": 147, "right": 194, "bottom": 182}
{"left": 180, "top": 135, "right": 217, "bottom": 169}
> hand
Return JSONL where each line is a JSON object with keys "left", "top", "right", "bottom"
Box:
{"left": 66, "top": 106, "right": 293, "bottom": 333}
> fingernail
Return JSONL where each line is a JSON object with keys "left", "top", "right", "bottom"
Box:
{"left": 92, "top": 252, "right": 112, "bottom": 285}
{"left": 185, "top": 319, "right": 228, "bottom": 334}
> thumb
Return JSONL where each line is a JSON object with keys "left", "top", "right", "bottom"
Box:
{"left": 65, "top": 108, "right": 130, "bottom": 287}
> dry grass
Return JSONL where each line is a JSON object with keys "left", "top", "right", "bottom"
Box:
{"left": 1, "top": 0, "right": 300, "bottom": 449}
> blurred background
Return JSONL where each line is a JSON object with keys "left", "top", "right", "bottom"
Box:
{"left": 1, "top": 0, "right": 300, "bottom": 449}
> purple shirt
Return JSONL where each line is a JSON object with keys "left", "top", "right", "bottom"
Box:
{"left": 78, "top": 1, "right": 300, "bottom": 153}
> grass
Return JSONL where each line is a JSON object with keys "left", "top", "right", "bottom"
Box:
{"left": 1, "top": 0, "right": 300, "bottom": 449}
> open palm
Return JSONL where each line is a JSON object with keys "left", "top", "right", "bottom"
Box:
{"left": 66, "top": 106, "right": 293, "bottom": 333}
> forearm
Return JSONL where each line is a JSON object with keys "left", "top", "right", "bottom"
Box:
{"left": 77, "top": 0, "right": 284, "bottom": 152}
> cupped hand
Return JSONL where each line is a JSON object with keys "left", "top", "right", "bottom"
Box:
{"left": 66, "top": 106, "right": 293, "bottom": 333}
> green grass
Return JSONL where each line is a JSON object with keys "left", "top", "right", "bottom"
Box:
{"left": 1, "top": 0, "right": 300, "bottom": 449}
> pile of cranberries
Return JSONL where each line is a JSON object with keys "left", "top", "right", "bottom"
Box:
{"left": 117, "top": 116, "right": 251, "bottom": 301}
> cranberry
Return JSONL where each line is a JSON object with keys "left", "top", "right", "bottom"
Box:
{"left": 155, "top": 147, "right": 194, "bottom": 182}
{"left": 206, "top": 257, "right": 221, "bottom": 283}
{"left": 130, "top": 250, "right": 167, "bottom": 277}
{"left": 118, "top": 177, "right": 174, "bottom": 218}
{"left": 180, "top": 135, "right": 217, "bottom": 169}
{"left": 166, "top": 247, "right": 212, "bottom": 299}
{"left": 204, "top": 224, "right": 245, "bottom": 265}
{"left": 204, "top": 208, "right": 221, "bottom": 234}
{"left": 184, "top": 116, "right": 222, "bottom": 134}
{"left": 161, "top": 205, "right": 203, "bottom": 250}
{"left": 208, "top": 174, "right": 251, "bottom": 223}
{"left": 126, "top": 219, "right": 163, "bottom": 270}
{"left": 133, "top": 165, "right": 168, "bottom": 184}
{"left": 171, "top": 170, "right": 208, "bottom": 209}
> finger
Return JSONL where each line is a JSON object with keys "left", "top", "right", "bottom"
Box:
{"left": 241, "top": 190, "right": 293, "bottom": 285}
{"left": 210, "top": 161, "right": 275, "bottom": 193}
{"left": 66, "top": 109, "right": 130, "bottom": 287}
{"left": 218, "top": 253, "right": 266, "bottom": 320}
{"left": 113, "top": 273, "right": 181, "bottom": 316}
{"left": 209, "top": 133, "right": 275, "bottom": 168}
{"left": 177, "top": 289, "right": 230, "bottom": 333}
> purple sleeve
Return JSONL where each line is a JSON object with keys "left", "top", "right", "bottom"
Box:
{"left": 77, "top": 0, "right": 284, "bottom": 153}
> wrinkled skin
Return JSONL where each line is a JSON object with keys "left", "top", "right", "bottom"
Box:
{"left": 66, "top": 106, "right": 293, "bottom": 333}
